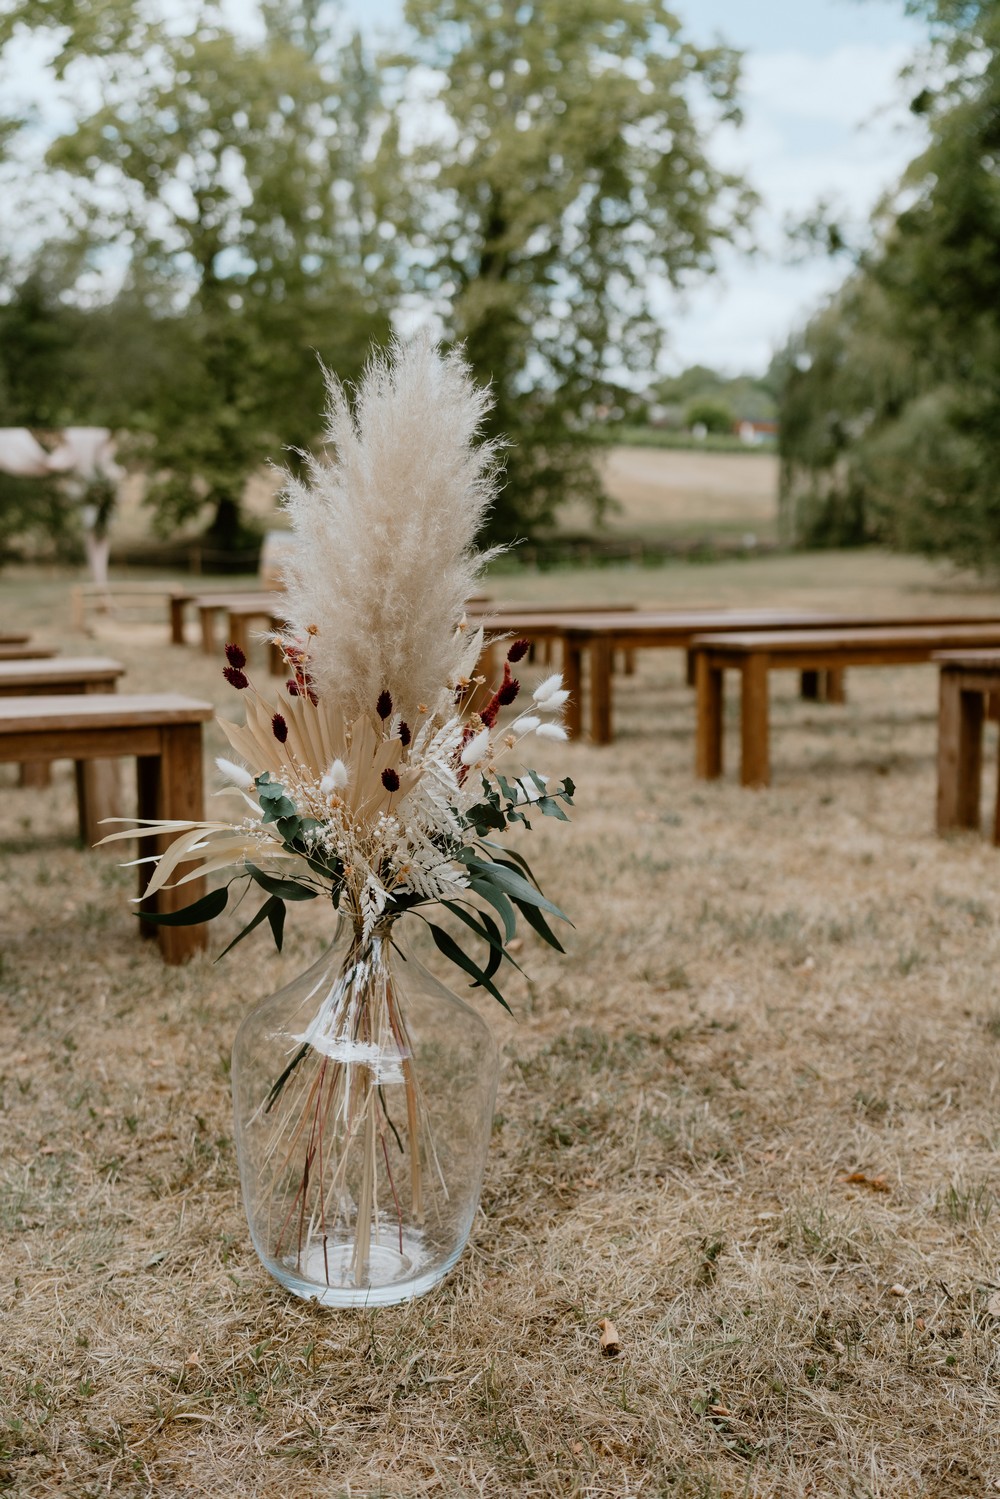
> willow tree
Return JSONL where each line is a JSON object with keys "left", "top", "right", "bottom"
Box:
{"left": 381, "top": 0, "right": 754, "bottom": 540}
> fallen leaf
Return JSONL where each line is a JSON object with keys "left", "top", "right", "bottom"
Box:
{"left": 184, "top": 1351, "right": 201, "bottom": 1370}
{"left": 888, "top": 1284, "right": 909, "bottom": 1297}
{"left": 986, "top": 1293, "right": 1000, "bottom": 1318}
{"left": 708, "top": 1404, "right": 733, "bottom": 1418}
{"left": 839, "top": 1172, "right": 890, "bottom": 1193}
{"left": 598, "top": 1318, "right": 622, "bottom": 1357}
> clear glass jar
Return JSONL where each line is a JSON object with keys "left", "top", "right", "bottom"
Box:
{"left": 231, "top": 919, "right": 499, "bottom": 1307}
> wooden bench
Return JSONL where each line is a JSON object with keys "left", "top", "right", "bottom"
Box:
{"left": 935, "top": 650, "right": 1000, "bottom": 842}
{"left": 0, "top": 642, "right": 56, "bottom": 661}
{"left": 168, "top": 588, "right": 276, "bottom": 648}
{"left": 480, "top": 609, "right": 843, "bottom": 742}
{"left": 198, "top": 591, "right": 284, "bottom": 656}
{"left": 0, "top": 633, "right": 30, "bottom": 646}
{"left": 692, "top": 623, "right": 1000, "bottom": 788}
{"left": 0, "top": 694, "right": 213, "bottom": 963}
{"left": 0, "top": 656, "right": 126, "bottom": 797}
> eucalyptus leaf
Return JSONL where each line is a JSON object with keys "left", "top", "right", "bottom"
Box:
{"left": 136, "top": 884, "right": 229, "bottom": 927}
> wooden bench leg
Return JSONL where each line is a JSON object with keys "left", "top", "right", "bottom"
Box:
{"left": 169, "top": 596, "right": 187, "bottom": 645}
{"left": 19, "top": 761, "right": 52, "bottom": 789}
{"left": 136, "top": 732, "right": 208, "bottom": 963}
{"left": 74, "top": 759, "right": 123, "bottom": 847}
{"left": 589, "top": 637, "right": 613, "bottom": 744}
{"left": 740, "top": 654, "right": 770, "bottom": 788}
{"left": 695, "top": 653, "right": 724, "bottom": 780}
{"left": 685, "top": 648, "right": 696, "bottom": 688}
{"left": 200, "top": 606, "right": 217, "bottom": 656}
{"left": 228, "top": 611, "right": 250, "bottom": 661}
{"left": 562, "top": 638, "right": 582, "bottom": 740}
{"left": 937, "top": 671, "right": 983, "bottom": 833}
{"left": 621, "top": 648, "right": 636, "bottom": 677}
{"left": 824, "top": 667, "right": 847, "bottom": 704}
{"left": 800, "top": 670, "right": 820, "bottom": 701}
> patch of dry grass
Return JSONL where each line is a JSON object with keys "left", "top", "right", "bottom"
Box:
{"left": 3, "top": 556, "right": 1000, "bottom": 1497}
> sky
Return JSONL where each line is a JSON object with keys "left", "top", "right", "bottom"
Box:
{"left": 342, "top": 0, "right": 931, "bottom": 376}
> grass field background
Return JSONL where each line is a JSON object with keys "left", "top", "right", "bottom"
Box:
{"left": 3, "top": 536, "right": 1000, "bottom": 1496}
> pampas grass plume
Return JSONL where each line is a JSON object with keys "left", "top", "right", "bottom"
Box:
{"left": 280, "top": 334, "right": 503, "bottom": 723}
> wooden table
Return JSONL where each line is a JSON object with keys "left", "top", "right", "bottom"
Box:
{"left": 935, "top": 649, "right": 1000, "bottom": 841}
{"left": 692, "top": 623, "right": 1000, "bottom": 788}
{"left": 0, "top": 693, "right": 213, "bottom": 963}
{"left": 0, "top": 656, "right": 126, "bottom": 797}
{"left": 0, "top": 633, "right": 30, "bottom": 645}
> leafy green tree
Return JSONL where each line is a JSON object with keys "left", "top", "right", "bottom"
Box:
{"left": 381, "top": 0, "right": 753, "bottom": 540}
{"left": 778, "top": 0, "right": 1000, "bottom": 568}
{"left": 683, "top": 397, "right": 734, "bottom": 435}
{"left": 1, "top": 1, "right": 390, "bottom": 547}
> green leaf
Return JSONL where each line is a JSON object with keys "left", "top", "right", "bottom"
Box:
{"left": 246, "top": 863, "right": 317, "bottom": 901}
{"left": 215, "top": 896, "right": 282, "bottom": 960}
{"left": 515, "top": 896, "right": 566, "bottom": 954}
{"left": 266, "top": 897, "right": 286, "bottom": 952}
{"left": 468, "top": 877, "right": 518, "bottom": 942}
{"left": 136, "top": 884, "right": 229, "bottom": 927}
{"left": 466, "top": 855, "right": 568, "bottom": 922}
{"left": 426, "top": 921, "right": 512, "bottom": 1012}
{"left": 538, "top": 796, "right": 569, "bottom": 821}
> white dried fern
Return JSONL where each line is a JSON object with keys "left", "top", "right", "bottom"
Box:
{"left": 279, "top": 333, "right": 504, "bottom": 724}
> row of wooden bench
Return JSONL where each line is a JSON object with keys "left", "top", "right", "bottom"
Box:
{"left": 6, "top": 609, "right": 1000, "bottom": 970}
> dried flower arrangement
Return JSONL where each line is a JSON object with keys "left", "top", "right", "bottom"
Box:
{"left": 103, "top": 334, "right": 573, "bottom": 992}
{"left": 101, "top": 336, "right": 574, "bottom": 1302}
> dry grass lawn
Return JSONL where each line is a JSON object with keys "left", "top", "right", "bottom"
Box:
{"left": 3, "top": 553, "right": 1000, "bottom": 1498}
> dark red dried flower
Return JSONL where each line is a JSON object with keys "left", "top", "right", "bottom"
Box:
{"left": 399, "top": 721, "right": 411, "bottom": 747}
{"left": 272, "top": 713, "right": 288, "bottom": 743}
{"left": 497, "top": 677, "right": 520, "bottom": 707}
{"left": 286, "top": 679, "right": 300, "bottom": 697}
{"left": 225, "top": 642, "right": 247, "bottom": 669}
{"left": 376, "top": 689, "right": 393, "bottom": 721}
{"left": 381, "top": 767, "right": 400, "bottom": 793}
{"left": 480, "top": 701, "right": 499, "bottom": 729}
{"left": 223, "top": 665, "right": 249, "bottom": 690}
{"left": 507, "top": 638, "right": 530, "bottom": 664}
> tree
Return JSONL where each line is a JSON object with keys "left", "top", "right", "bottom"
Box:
{"left": 777, "top": 0, "right": 1000, "bottom": 568}
{"left": 0, "top": 1, "right": 390, "bottom": 547}
{"left": 380, "top": 0, "right": 753, "bottom": 540}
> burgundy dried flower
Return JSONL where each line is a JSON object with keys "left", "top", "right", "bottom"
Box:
{"left": 497, "top": 677, "right": 520, "bottom": 707}
{"left": 225, "top": 642, "right": 247, "bottom": 669}
{"left": 376, "top": 689, "right": 393, "bottom": 721}
{"left": 398, "top": 721, "right": 411, "bottom": 748}
{"left": 286, "top": 679, "right": 300, "bottom": 697}
{"left": 381, "top": 767, "right": 400, "bottom": 793}
{"left": 272, "top": 713, "right": 288, "bottom": 744}
{"left": 507, "top": 638, "right": 530, "bottom": 664}
{"left": 223, "top": 665, "right": 249, "bottom": 690}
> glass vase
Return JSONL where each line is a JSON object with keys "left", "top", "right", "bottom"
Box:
{"left": 231, "top": 918, "right": 499, "bottom": 1307}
